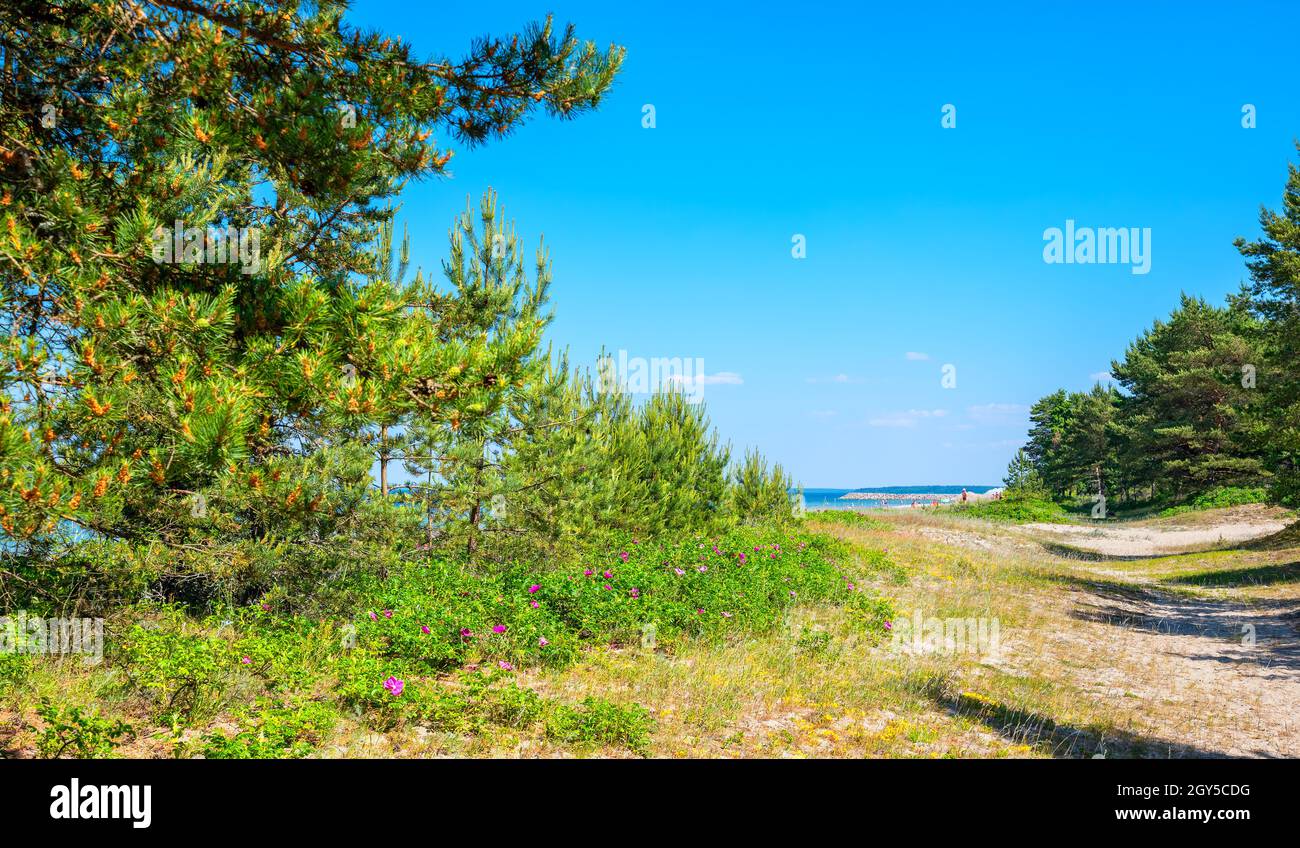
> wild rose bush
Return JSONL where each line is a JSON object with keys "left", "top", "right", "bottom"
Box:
{"left": 354, "top": 526, "right": 895, "bottom": 671}
{"left": 29, "top": 526, "right": 894, "bottom": 756}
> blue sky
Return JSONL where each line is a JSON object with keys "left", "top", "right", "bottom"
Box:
{"left": 346, "top": 0, "right": 1300, "bottom": 487}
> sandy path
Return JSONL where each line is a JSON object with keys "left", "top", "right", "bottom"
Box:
{"left": 1019, "top": 518, "right": 1289, "bottom": 557}
{"left": 847, "top": 509, "right": 1300, "bottom": 756}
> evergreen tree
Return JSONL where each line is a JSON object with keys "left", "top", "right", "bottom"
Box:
{"left": 1236, "top": 145, "right": 1300, "bottom": 507}
{"left": 1002, "top": 448, "right": 1047, "bottom": 498}
{"left": 1111, "top": 295, "right": 1266, "bottom": 500}
{"left": 401, "top": 190, "right": 554, "bottom": 559}
{"left": 727, "top": 448, "right": 796, "bottom": 525}
{"left": 1024, "top": 390, "right": 1074, "bottom": 498}
{"left": 0, "top": 2, "right": 623, "bottom": 569}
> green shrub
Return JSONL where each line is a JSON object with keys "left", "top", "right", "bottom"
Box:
{"left": 34, "top": 699, "right": 135, "bottom": 759}
{"left": 202, "top": 698, "right": 337, "bottom": 759}
{"left": 952, "top": 495, "right": 1065, "bottom": 523}
{"left": 116, "top": 607, "right": 233, "bottom": 726}
{"left": 805, "top": 510, "right": 886, "bottom": 530}
{"left": 795, "top": 626, "right": 832, "bottom": 655}
{"left": 351, "top": 527, "right": 893, "bottom": 673}
{"left": 1160, "top": 486, "right": 1270, "bottom": 517}
{"left": 544, "top": 696, "right": 655, "bottom": 756}
{"left": 0, "top": 652, "right": 31, "bottom": 695}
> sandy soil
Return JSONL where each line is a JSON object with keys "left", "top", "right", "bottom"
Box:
{"left": 1019, "top": 516, "right": 1290, "bottom": 557}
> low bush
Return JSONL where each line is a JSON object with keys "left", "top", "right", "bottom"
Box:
{"left": 201, "top": 698, "right": 337, "bottom": 759}
{"left": 952, "top": 495, "right": 1066, "bottom": 523}
{"left": 33, "top": 699, "right": 135, "bottom": 759}
{"left": 544, "top": 696, "right": 655, "bottom": 756}
{"left": 1160, "top": 486, "right": 1270, "bottom": 517}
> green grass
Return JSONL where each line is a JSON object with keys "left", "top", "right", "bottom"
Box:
{"left": 948, "top": 496, "right": 1066, "bottom": 523}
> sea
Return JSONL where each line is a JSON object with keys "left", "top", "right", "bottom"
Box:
{"left": 795, "top": 485, "right": 1000, "bottom": 511}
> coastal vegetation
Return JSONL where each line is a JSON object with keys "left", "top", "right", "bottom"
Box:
{"left": 1, "top": 1, "right": 1296, "bottom": 762}
{"left": 0, "top": 1, "right": 892, "bottom": 758}
{"left": 1002, "top": 156, "right": 1300, "bottom": 517}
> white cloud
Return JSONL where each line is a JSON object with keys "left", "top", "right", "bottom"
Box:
{"left": 667, "top": 371, "right": 743, "bottom": 388}
{"left": 868, "top": 408, "right": 948, "bottom": 427}
{"left": 806, "top": 373, "right": 860, "bottom": 384}
{"left": 699, "top": 371, "right": 743, "bottom": 386}
{"left": 966, "top": 403, "right": 1028, "bottom": 425}
{"left": 1090, "top": 370, "right": 1114, "bottom": 382}
{"left": 808, "top": 409, "right": 837, "bottom": 419}
{"left": 905, "top": 352, "right": 931, "bottom": 361}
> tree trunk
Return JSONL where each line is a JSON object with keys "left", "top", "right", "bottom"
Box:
{"left": 379, "top": 425, "right": 389, "bottom": 496}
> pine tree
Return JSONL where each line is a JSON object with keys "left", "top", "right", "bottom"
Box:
{"left": 1002, "top": 448, "right": 1047, "bottom": 498}
{"left": 727, "top": 448, "right": 796, "bottom": 525}
{"left": 0, "top": 2, "right": 623, "bottom": 569}
{"left": 1111, "top": 295, "right": 1266, "bottom": 501}
{"left": 1236, "top": 145, "right": 1300, "bottom": 507}
{"left": 401, "top": 190, "right": 554, "bottom": 559}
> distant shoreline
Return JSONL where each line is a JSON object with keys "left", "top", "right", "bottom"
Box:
{"left": 839, "top": 489, "right": 998, "bottom": 502}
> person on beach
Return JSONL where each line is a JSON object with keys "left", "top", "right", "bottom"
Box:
{"left": 961, "top": 488, "right": 968, "bottom": 503}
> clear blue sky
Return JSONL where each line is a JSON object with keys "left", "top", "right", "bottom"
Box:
{"left": 346, "top": 0, "right": 1300, "bottom": 488}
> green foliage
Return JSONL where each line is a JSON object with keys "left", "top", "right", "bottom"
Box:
{"left": 795, "top": 626, "right": 832, "bottom": 656}
{"left": 1017, "top": 294, "right": 1271, "bottom": 509}
{"left": 34, "top": 698, "right": 135, "bottom": 759}
{"left": 116, "top": 608, "right": 232, "bottom": 726}
{"left": 201, "top": 698, "right": 337, "bottom": 759}
{"left": 1003, "top": 449, "right": 1048, "bottom": 498}
{"left": 349, "top": 526, "right": 891, "bottom": 672}
{"left": 0, "top": 0, "right": 622, "bottom": 567}
{"left": 805, "top": 510, "right": 887, "bottom": 530}
{"left": 0, "top": 652, "right": 31, "bottom": 695}
{"left": 1159, "top": 486, "right": 1271, "bottom": 517}
{"left": 1235, "top": 144, "right": 1300, "bottom": 508}
{"left": 544, "top": 696, "right": 655, "bottom": 756}
{"left": 728, "top": 449, "right": 797, "bottom": 525}
{"left": 954, "top": 495, "right": 1066, "bottom": 524}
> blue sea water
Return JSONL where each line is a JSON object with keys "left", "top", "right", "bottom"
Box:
{"left": 795, "top": 486, "right": 999, "bottom": 511}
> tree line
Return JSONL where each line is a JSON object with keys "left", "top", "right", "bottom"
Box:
{"left": 1009, "top": 157, "right": 1300, "bottom": 510}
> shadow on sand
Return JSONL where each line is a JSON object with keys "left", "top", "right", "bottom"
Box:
{"left": 923, "top": 688, "right": 1236, "bottom": 758}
